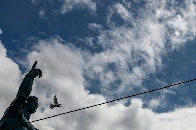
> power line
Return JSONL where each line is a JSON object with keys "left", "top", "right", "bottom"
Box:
{"left": 30, "top": 78, "right": 196, "bottom": 123}
{"left": 0, "top": 78, "right": 196, "bottom": 130}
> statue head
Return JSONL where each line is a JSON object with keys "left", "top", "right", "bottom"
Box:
{"left": 25, "top": 96, "right": 39, "bottom": 114}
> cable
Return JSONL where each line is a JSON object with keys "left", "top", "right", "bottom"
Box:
{"left": 0, "top": 78, "right": 196, "bottom": 130}
{"left": 30, "top": 78, "right": 196, "bottom": 123}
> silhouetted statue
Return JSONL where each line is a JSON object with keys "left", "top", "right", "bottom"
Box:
{"left": 0, "top": 61, "right": 42, "bottom": 130}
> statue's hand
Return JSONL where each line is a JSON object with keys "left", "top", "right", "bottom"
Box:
{"left": 28, "top": 61, "right": 42, "bottom": 78}
{"left": 28, "top": 69, "right": 42, "bottom": 78}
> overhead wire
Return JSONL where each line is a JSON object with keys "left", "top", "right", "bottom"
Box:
{"left": 0, "top": 78, "right": 196, "bottom": 130}
{"left": 30, "top": 78, "right": 196, "bottom": 123}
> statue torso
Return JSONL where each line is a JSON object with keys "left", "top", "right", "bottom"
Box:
{"left": 0, "top": 96, "right": 33, "bottom": 130}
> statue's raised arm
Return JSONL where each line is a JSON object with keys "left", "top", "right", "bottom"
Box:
{"left": 0, "top": 61, "right": 42, "bottom": 130}
{"left": 16, "top": 61, "right": 42, "bottom": 98}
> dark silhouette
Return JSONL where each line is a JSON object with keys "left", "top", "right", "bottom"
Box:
{"left": 0, "top": 61, "right": 42, "bottom": 130}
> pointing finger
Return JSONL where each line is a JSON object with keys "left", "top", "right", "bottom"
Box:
{"left": 32, "top": 61, "right": 37, "bottom": 69}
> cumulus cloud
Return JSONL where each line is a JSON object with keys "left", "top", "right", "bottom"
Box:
{"left": 155, "top": 107, "right": 196, "bottom": 130}
{"left": 60, "top": 0, "right": 96, "bottom": 14}
{"left": 1, "top": 38, "right": 196, "bottom": 130}
{"left": 1, "top": 0, "right": 196, "bottom": 129}
{"left": 0, "top": 41, "right": 22, "bottom": 116}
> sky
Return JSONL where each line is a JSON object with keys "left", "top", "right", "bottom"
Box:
{"left": 0, "top": 0, "right": 196, "bottom": 129}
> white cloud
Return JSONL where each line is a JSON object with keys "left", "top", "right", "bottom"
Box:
{"left": 84, "top": 11, "right": 165, "bottom": 96}
{"left": 83, "top": 0, "right": 196, "bottom": 98}
{"left": 155, "top": 107, "right": 196, "bottom": 130}
{"left": 114, "top": 3, "right": 132, "bottom": 22}
{"left": 88, "top": 23, "right": 103, "bottom": 31}
{"left": 39, "top": 9, "right": 45, "bottom": 19}
{"left": 1, "top": 39, "right": 196, "bottom": 130}
{"left": 60, "top": 0, "right": 96, "bottom": 14}
{"left": 84, "top": 37, "right": 94, "bottom": 46}
{"left": 0, "top": 41, "right": 22, "bottom": 116}
{"left": 1, "top": 0, "right": 196, "bottom": 130}
{"left": 149, "top": 99, "right": 160, "bottom": 109}
{"left": 0, "top": 28, "right": 2, "bottom": 34}
{"left": 153, "top": 0, "right": 196, "bottom": 50}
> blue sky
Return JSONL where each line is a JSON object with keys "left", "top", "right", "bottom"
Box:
{"left": 0, "top": 0, "right": 196, "bottom": 129}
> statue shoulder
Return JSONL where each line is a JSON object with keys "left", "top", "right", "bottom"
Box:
{"left": 6, "top": 95, "right": 27, "bottom": 114}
